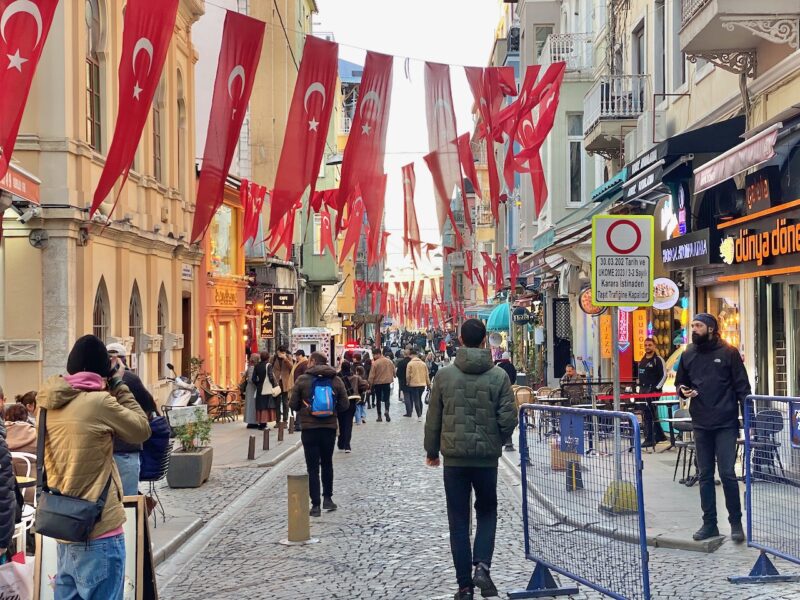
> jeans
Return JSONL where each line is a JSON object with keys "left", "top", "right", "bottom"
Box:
{"left": 113, "top": 452, "right": 140, "bottom": 496}
{"left": 405, "top": 386, "right": 424, "bottom": 417}
{"left": 55, "top": 534, "right": 126, "bottom": 600}
{"left": 301, "top": 428, "right": 336, "bottom": 506}
{"left": 694, "top": 426, "right": 741, "bottom": 525}
{"left": 443, "top": 466, "right": 498, "bottom": 589}
{"left": 354, "top": 403, "right": 367, "bottom": 424}
{"left": 276, "top": 392, "right": 290, "bottom": 424}
{"left": 373, "top": 383, "right": 391, "bottom": 417}
{"left": 337, "top": 404, "right": 357, "bottom": 450}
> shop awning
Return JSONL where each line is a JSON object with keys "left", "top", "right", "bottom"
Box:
{"left": 486, "top": 303, "right": 510, "bottom": 331}
{"left": 591, "top": 168, "right": 627, "bottom": 203}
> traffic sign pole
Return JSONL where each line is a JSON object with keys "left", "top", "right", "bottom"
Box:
{"left": 611, "top": 306, "right": 622, "bottom": 481}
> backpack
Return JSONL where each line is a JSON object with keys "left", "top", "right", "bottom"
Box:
{"left": 139, "top": 416, "right": 172, "bottom": 481}
{"left": 309, "top": 376, "right": 336, "bottom": 418}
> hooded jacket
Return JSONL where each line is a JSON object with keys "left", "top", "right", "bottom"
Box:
{"left": 0, "top": 424, "right": 17, "bottom": 551}
{"left": 37, "top": 375, "right": 151, "bottom": 540}
{"left": 288, "top": 365, "right": 349, "bottom": 430}
{"left": 424, "top": 347, "right": 517, "bottom": 467}
{"left": 675, "top": 337, "right": 751, "bottom": 429}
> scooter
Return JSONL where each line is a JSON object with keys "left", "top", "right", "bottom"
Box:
{"left": 164, "top": 363, "right": 203, "bottom": 409}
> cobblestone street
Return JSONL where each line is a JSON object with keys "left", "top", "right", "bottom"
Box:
{"left": 157, "top": 397, "right": 800, "bottom": 600}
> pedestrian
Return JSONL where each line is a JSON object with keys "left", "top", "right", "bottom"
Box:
{"left": 5, "top": 402, "right": 36, "bottom": 503}
{"left": 337, "top": 361, "right": 368, "bottom": 452}
{"left": 16, "top": 391, "right": 37, "bottom": 425}
{"left": 0, "top": 420, "right": 17, "bottom": 560}
{"left": 271, "top": 346, "right": 294, "bottom": 428}
{"left": 396, "top": 348, "right": 411, "bottom": 408}
{"left": 424, "top": 319, "right": 517, "bottom": 600}
{"left": 363, "top": 353, "right": 375, "bottom": 408}
{"left": 38, "top": 334, "right": 151, "bottom": 598}
{"left": 107, "top": 342, "right": 157, "bottom": 496}
{"left": 404, "top": 347, "right": 430, "bottom": 420}
{"left": 252, "top": 351, "right": 278, "bottom": 430}
{"left": 637, "top": 337, "right": 668, "bottom": 446}
{"left": 675, "top": 313, "right": 751, "bottom": 543}
{"left": 243, "top": 353, "right": 261, "bottom": 429}
{"left": 368, "top": 350, "right": 396, "bottom": 422}
{"left": 426, "top": 352, "right": 439, "bottom": 381}
{"left": 290, "top": 350, "right": 310, "bottom": 431}
{"left": 354, "top": 365, "right": 369, "bottom": 425}
{"left": 289, "top": 352, "right": 349, "bottom": 517}
{"left": 495, "top": 352, "right": 517, "bottom": 385}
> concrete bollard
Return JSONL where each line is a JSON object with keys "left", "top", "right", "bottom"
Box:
{"left": 263, "top": 428, "right": 270, "bottom": 451}
{"left": 287, "top": 474, "right": 311, "bottom": 543}
{"left": 278, "top": 422, "right": 285, "bottom": 442}
{"left": 288, "top": 415, "right": 295, "bottom": 434}
{"left": 247, "top": 435, "right": 256, "bottom": 460}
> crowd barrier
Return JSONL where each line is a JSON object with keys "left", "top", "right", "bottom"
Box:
{"left": 729, "top": 395, "right": 800, "bottom": 584}
{"left": 510, "top": 404, "right": 650, "bottom": 600}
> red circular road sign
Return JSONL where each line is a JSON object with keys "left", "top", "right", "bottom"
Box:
{"left": 606, "top": 220, "right": 642, "bottom": 255}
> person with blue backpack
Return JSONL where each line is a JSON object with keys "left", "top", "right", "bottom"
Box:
{"left": 289, "top": 352, "right": 349, "bottom": 517}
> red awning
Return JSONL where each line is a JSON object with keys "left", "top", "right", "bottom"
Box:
{"left": 0, "top": 163, "right": 40, "bottom": 205}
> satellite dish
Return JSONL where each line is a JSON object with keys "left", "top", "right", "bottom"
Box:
{"left": 488, "top": 332, "right": 503, "bottom": 347}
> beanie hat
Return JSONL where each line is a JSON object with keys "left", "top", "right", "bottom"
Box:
{"left": 67, "top": 335, "right": 112, "bottom": 376}
{"left": 692, "top": 313, "right": 718, "bottom": 332}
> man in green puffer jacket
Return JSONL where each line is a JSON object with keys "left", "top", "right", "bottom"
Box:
{"left": 424, "top": 319, "right": 517, "bottom": 600}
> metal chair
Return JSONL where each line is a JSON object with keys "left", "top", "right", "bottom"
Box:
{"left": 140, "top": 441, "right": 173, "bottom": 529}
{"left": 671, "top": 409, "right": 695, "bottom": 484}
{"left": 10, "top": 451, "right": 36, "bottom": 554}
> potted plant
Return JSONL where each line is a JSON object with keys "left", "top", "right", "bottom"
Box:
{"left": 167, "top": 408, "right": 213, "bottom": 488}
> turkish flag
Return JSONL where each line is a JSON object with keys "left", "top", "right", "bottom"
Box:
{"left": 336, "top": 51, "right": 393, "bottom": 233}
{"left": 379, "top": 231, "right": 391, "bottom": 263}
{"left": 402, "top": 163, "right": 421, "bottom": 266}
{"left": 430, "top": 277, "right": 439, "bottom": 304}
{"left": 0, "top": 0, "right": 58, "bottom": 178}
{"left": 242, "top": 181, "right": 267, "bottom": 246}
{"left": 495, "top": 253, "right": 505, "bottom": 288}
{"left": 465, "top": 250, "right": 474, "bottom": 283}
{"left": 425, "top": 243, "right": 439, "bottom": 262}
{"left": 509, "top": 252, "right": 519, "bottom": 291}
{"left": 338, "top": 188, "right": 365, "bottom": 265}
{"left": 319, "top": 209, "right": 336, "bottom": 258}
{"left": 457, "top": 132, "right": 482, "bottom": 201}
{"left": 501, "top": 64, "right": 541, "bottom": 190}
{"left": 366, "top": 174, "right": 387, "bottom": 266}
{"left": 450, "top": 272, "right": 459, "bottom": 302}
{"left": 268, "top": 36, "right": 338, "bottom": 252}
{"left": 480, "top": 251, "right": 493, "bottom": 273}
{"left": 424, "top": 150, "right": 464, "bottom": 248}
{"left": 311, "top": 188, "right": 337, "bottom": 213}
{"left": 474, "top": 268, "right": 488, "bottom": 303}
{"left": 191, "top": 12, "right": 264, "bottom": 241}
{"left": 92, "top": 0, "right": 180, "bottom": 216}
{"left": 380, "top": 282, "right": 390, "bottom": 317}
{"left": 415, "top": 279, "right": 425, "bottom": 320}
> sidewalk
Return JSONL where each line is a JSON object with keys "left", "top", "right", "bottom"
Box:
{"left": 149, "top": 419, "right": 302, "bottom": 565}
{"left": 502, "top": 438, "right": 751, "bottom": 554}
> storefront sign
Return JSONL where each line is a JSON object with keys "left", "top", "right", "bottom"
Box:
{"left": 532, "top": 228, "right": 555, "bottom": 252}
{"left": 578, "top": 287, "right": 606, "bottom": 316}
{"left": 0, "top": 164, "right": 40, "bottom": 204}
{"left": 628, "top": 148, "right": 659, "bottom": 179}
{"left": 624, "top": 162, "right": 664, "bottom": 201}
{"left": 181, "top": 264, "right": 193, "bottom": 281}
{"left": 676, "top": 181, "right": 689, "bottom": 235}
{"left": 263, "top": 292, "right": 273, "bottom": 311}
{"left": 653, "top": 278, "right": 680, "bottom": 310}
{"left": 721, "top": 217, "right": 800, "bottom": 267}
{"left": 632, "top": 310, "right": 648, "bottom": 359}
{"left": 512, "top": 307, "right": 533, "bottom": 324}
{"left": 744, "top": 168, "right": 781, "bottom": 213}
{"left": 272, "top": 292, "right": 295, "bottom": 312}
{"left": 599, "top": 313, "right": 612, "bottom": 359}
{"left": 260, "top": 312, "right": 274, "bottom": 339}
{"left": 592, "top": 215, "right": 655, "bottom": 306}
{"left": 661, "top": 228, "right": 718, "bottom": 268}
{"left": 618, "top": 310, "right": 630, "bottom": 352}
{"left": 213, "top": 287, "right": 238, "bottom": 307}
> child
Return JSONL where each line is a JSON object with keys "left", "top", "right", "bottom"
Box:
{"left": 354, "top": 365, "right": 369, "bottom": 425}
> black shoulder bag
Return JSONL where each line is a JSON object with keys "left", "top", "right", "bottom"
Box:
{"left": 33, "top": 408, "right": 113, "bottom": 542}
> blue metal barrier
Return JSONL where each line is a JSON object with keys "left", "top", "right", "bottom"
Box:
{"left": 511, "top": 403, "right": 650, "bottom": 600}
{"left": 729, "top": 395, "right": 800, "bottom": 584}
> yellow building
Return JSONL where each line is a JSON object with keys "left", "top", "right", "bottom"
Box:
{"left": 0, "top": 0, "right": 205, "bottom": 399}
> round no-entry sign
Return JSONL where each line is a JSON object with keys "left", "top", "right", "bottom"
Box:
{"left": 606, "top": 220, "right": 642, "bottom": 255}
{"left": 592, "top": 215, "right": 654, "bottom": 307}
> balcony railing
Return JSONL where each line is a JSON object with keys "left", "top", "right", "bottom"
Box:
{"left": 583, "top": 74, "right": 649, "bottom": 135}
{"left": 340, "top": 115, "right": 352, "bottom": 134}
{"left": 540, "top": 33, "right": 594, "bottom": 73}
{"left": 681, "top": 0, "right": 712, "bottom": 27}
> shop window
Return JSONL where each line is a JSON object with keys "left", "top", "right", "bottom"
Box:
{"left": 533, "top": 25, "right": 553, "bottom": 63}
{"left": 705, "top": 283, "right": 740, "bottom": 349}
{"left": 129, "top": 282, "right": 143, "bottom": 374}
{"left": 210, "top": 205, "right": 234, "bottom": 275}
{"left": 153, "top": 77, "right": 165, "bottom": 184}
{"left": 157, "top": 286, "right": 168, "bottom": 380}
{"left": 93, "top": 277, "right": 110, "bottom": 343}
{"left": 85, "top": 0, "right": 104, "bottom": 152}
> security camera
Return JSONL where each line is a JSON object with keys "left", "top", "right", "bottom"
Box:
{"left": 18, "top": 206, "right": 41, "bottom": 224}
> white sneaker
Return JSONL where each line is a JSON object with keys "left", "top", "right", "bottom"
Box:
{"left": 417, "top": 417, "right": 422, "bottom": 422}
{"left": 345, "top": 449, "right": 351, "bottom": 453}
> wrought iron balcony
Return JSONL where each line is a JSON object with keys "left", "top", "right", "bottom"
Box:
{"left": 340, "top": 115, "right": 352, "bottom": 134}
{"left": 584, "top": 74, "right": 648, "bottom": 136}
{"left": 540, "top": 33, "right": 594, "bottom": 75}
{"left": 681, "top": 0, "right": 711, "bottom": 27}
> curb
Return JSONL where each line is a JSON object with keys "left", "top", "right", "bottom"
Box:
{"left": 500, "top": 452, "right": 721, "bottom": 554}
{"left": 258, "top": 439, "right": 303, "bottom": 467}
{"left": 152, "top": 517, "right": 204, "bottom": 567}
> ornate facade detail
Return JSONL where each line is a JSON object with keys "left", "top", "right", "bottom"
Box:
{"left": 687, "top": 50, "right": 757, "bottom": 77}
{"left": 720, "top": 16, "right": 799, "bottom": 49}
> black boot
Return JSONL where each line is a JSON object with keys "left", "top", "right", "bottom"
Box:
{"left": 309, "top": 505, "right": 321, "bottom": 518}
{"left": 692, "top": 522, "right": 720, "bottom": 541}
{"left": 730, "top": 521, "right": 745, "bottom": 543}
{"left": 472, "top": 563, "right": 498, "bottom": 597}
{"left": 454, "top": 589, "right": 474, "bottom": 600}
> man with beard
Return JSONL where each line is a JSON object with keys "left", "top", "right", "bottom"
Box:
{"left": 675, "top": 313, "right": 751, "bottom": 543}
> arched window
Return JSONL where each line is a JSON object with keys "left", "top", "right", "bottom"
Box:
{"left": 157, "top": 286, "right": 169, "bottom": 379}
{"left": 129, "top": 282, "right": 143, "bottom": 374}
{"left": 85, "top": 0, "right": 104, "bottom": 151}
{"left": 92, "top": 278, "right": 110, "bottom": 343}
{"left": 177, "top": 70, "right": 186, "bottom": 197}
{"left": 153, "top": 77, "right": 165, "bottom": 183}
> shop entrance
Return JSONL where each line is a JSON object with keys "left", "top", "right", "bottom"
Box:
{"left": 755, "top": 281, "right": 788, "bottom": 396}
{"left": 552, "top": 298, "right": 572, "bottom": 379}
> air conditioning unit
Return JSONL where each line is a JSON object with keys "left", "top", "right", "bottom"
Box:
{"left": 107, "top": 336, "right": 134, "bottom": 354}
{"left": 163, "top": 332, "right": 184, "bottom": 351}
{"left": 637, "top": 109, "right": 666, "bottom": 153}
{"left": 140, "top": 334, "right": 163, "bottom": 353}
{"left": 624, "top": 129, "right": 638, "bottom": 164}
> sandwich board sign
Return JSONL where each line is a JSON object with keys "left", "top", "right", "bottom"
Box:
{"left": 592, "top": 216, "right": 654, "bottom": 307}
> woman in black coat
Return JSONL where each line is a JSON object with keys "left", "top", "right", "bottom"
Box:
{"left": 251, "top": 351, "right": 278, "bottom": 430}
{"left": 0, "top": 424, "right": 21, "bottom": 553}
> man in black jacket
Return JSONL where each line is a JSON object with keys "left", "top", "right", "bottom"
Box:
{"left": 675, "top": 313, "right": 751, "bottom": 543}
{"left": 637, "top": 338, "right": 668, "bottom": 445}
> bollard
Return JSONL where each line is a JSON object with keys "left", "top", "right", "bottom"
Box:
{"left": 278, "top": 422, "right": 285, "bottom": 442}
{"left": 247, "top": 435, "right": 256, "bottom": 460}
{"left": 278, "top": 474, "right": 318, "bottom": 545}
{"left": 288, "top": 415, "right": 295, "bottom": 434}
{"left": 263, "top": 428, "right": 270, "bottom": 451}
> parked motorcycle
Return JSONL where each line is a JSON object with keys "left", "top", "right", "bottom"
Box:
{"left": 164, "top": 363, "right": 203, "bottom": 409}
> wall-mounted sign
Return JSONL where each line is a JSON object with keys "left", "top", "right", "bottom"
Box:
{"left": 181, "top": 264, "right": 193, "bottom": 281}
{"left": 618, "top": 309, "right": 630, "bottom": 352}
{"left": 720, "top": 215, "right": 800, "bottom": 268}
{"left": 599, "top": 313, "right": 612, "bottom": 359}
{"left": 632, "top": 310, "right": 648, "bottom": 359}
{"left": 661, "top": 228, "right": 719, "bottom": 269}
{"left": 260, "top": 312, "right": 274, "bottom": 339}
{"left": 578, "top": 287, "right": 606, "bottom": 316}
{"left": 213, "top": 287, "right": 239, "bottom": 307}
{"left": 676, "top": 181, "right": 689, "bottom": 235}
{"left": 512, "top": 307, "right": 533, "bottom": 324}
{"left": 263, "top": 292, "right": 273, "bottom": 311}
{"left": 0, "top": 164, "right": 40, "bottom": 204}
{"left": 272, "top": 292, "right": 295, "bottom": 312}
{"left": 653, "top": 278, "right": 680, "bottom": 310}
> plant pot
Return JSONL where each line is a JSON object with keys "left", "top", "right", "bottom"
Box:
{"left": 167, "top": 446, "right": 213, "bottom": 488}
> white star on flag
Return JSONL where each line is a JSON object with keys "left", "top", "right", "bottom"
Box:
{"left": 6, "top": 50, "right": 27, "bottom": 72}
{"left": 133, "top": 82, "right": 143, "bottom": 100}
{"left": 362, "top": 123, "right": 372, "bottom": 135}
{"left": 308, "top": 118, "right": 319, "bottom": 131}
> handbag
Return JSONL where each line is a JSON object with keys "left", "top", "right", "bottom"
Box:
{"left": 0, "top": 553, "right": 32, "bottom": 600}
{"left": 33, "top": 409, "right": 113, "bottom": 543}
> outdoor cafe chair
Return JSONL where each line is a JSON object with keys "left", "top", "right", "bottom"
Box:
{"left": 671, "top": 409, "right": 696, "bottom": 484}
{"left": 750, "top": 409, "right": 785, "bottom": 481}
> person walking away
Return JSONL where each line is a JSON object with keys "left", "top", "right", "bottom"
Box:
{"left": 675, "top": 313, "right": 751, "bottom": 543}
{"left": 363, "top": 353, "right": 375, "bottom": 408}
{"left": 425, "top": 319, "right": 517, "bottom": 600}
{"left": 291, "top": 350, "right": 310, "bottom": 431}
{"left": 271, "top": 346, "right": 294, "bottom": 428}
{"left": 396, "top": 349, "right": 411, "bottom": 409}
{"left": 368, "top": 350, "right": 396, "bottom": 422}
{"left": 495, "top": 352, "right": 517, "bottom": 386}
{"left": 251, "top": 351, "right": 278, "bottom": 429}
{"left": 16, "top": 391, "right": 37, "bottom": 425}
{"left": 337, "top": 361, "right": 369, "bottom": 452}
{"left": 405, "top": 347, "right": 430, "bottom": 420}
{"left": 243, "top": 353, "right": 261, "bottom": 429}
{"left": 637, "top": 337, "right": 668, "bottom": 446}
{"left": 426, "top": 353, "right": 439, "bottom": 381}
{"left": 289, "top": 352, "right": 349, "bottom": 516}
{"left": 107, "top": 342, "right": 157, "bottom": 496}
{"left": 38, "top": 335, "right": 151, "bottom": 599}
{"left": 560, "top": 364, "right": 587, "bottom": 405}
{"left": 354, "top": 365, "right": 369, "bottom": 425}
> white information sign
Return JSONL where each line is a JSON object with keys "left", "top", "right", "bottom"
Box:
{"left": 592, "top": 215, "right": 654, "bottom": 307}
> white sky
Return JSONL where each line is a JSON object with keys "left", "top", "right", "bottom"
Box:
{"left": 315, "top": 0, "right": 501, "bottom": 276}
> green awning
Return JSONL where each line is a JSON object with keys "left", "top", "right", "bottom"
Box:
{"left": 486, "top": 303, "right": 510, "bottom": 332}
{"left": 591, "top": 169, "right": 627, "bottom": 202}
{"left": 553, "top": 194, "right": 618, "bottom": 232}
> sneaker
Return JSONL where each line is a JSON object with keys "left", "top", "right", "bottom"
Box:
{"left": 692, "top": 523, "right": 720, "bottom": 541}
{"left": 309, "top": 505, "right": 321, "bottom": 518}
{"left": 362, "top": 418, "right": 366, "bottom": 424}
{"left": 472, "top": 563, "right": 498, "bottom": 597}
{"left": 730, "top": 521, "right": 745, "bottom": 543}
{"left": 323, "top": 497, "right": 337, "bottom": 511}
{"left": 454, "top": 588, "right": 474, "bottom": 600}
{"left": 345, "top": 449, "right": 352, "bottom": 454}
{"left": 385, "top": 413, "right": 391, "bottom": 422}
{"left": 418, "top": 417, "right": 422, "bottom": 422}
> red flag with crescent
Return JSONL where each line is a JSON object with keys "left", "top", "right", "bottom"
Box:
{"left": 242, "top": 181, "right": 267, "bottom": 246}
{"left": 379, "top": 231, "right": 391, "bottom": 263}
{"left": 465, "top": 250, "right": 474, "bottom": 283}
{"left": 319, "top": 208, "right": 336, "bottom": 258}
{"left": 495, "top": 253, "right": 505, "bottom": 288}
{"left": 474, "top": 269, "right": 487, "bottom": 303}
{"left": 402, "top": 163, "right": 421, "bottom": 266}
{"left": 457, "top": 133, "right": 482, "bottom": 202}
{"left": 509, "top": 252, "right": 519, "bottom": 290}
{"left": 338, "top": 188, "right": 365, "bottom": 265}
{"left": 415, "top": 279, "right": 425, "bottom": 321}
{"left": 366, "top": 174, "right": 387, "bottom": 266}
{"left": 336, "top": 51, "right": 393, "bottom": 233}
{"left": 268, "top": 36, "right": 338, "bottom": 251}
{"left": 0, "top": 0, "right": 59, "bottom": 179}
{"left": 190, "top": 12, "right": 264, "bottom": 241}
{"left": 92, "top": 0, "right": 180, "bottom": 217}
